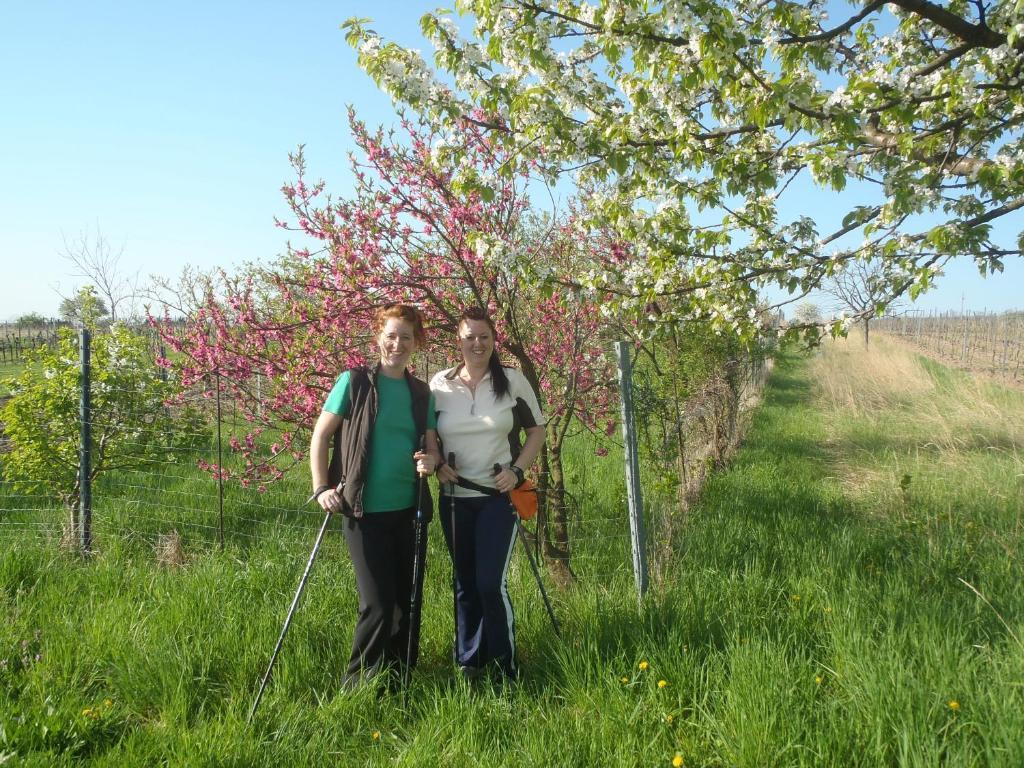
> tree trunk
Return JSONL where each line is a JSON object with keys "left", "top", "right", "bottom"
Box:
{"left": 543, "top": 426, "right": 575, "bottom": 585}
{"left": 63, "top": 488, "right": 81, "bottom": 551}
{"left": 864, "top": 318, "right": 870, "bottom": 348}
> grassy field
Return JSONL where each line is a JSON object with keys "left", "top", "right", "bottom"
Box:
{"left": 0, "top": 361, "right": 28, "bottom": 399}
{"left": 1, "top": 338, "right": 1022, "bottom": 766}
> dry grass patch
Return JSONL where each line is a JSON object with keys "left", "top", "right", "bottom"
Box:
{"left": 155, "top": 530, "right": 186, "bottom": 568}
{"left": 812, "top": 335, "right": 935, "bottom": 415}
{"left": 810, "top": 335, "right": 1024, "bottom": 504}
{"left": 813, "top": 335, "right": 1022, "bottom": 444}
{"left": 58, "top": 517, "right": 79, "bottom": 553}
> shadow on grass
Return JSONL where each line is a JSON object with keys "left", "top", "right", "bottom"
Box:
{"left": 836, "top": 423, "right": 1023, "bottom": 457}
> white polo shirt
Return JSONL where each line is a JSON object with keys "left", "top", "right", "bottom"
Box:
{"left": 430, "top": 366, "right": 546, "bottom": 498}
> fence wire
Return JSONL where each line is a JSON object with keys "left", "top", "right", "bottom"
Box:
{"left": 1, "top": 329, "right": 775, "bottom": 590}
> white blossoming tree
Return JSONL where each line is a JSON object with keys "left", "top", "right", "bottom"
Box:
{"left": 344, "top": 0, "right": 1023, "bottom": 338}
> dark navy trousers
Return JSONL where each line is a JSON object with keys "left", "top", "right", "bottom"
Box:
{"left": 440, "top": 493, "right": 518, "bottom": 675}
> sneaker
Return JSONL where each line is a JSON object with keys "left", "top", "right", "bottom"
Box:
{"left": 459, "top": 664, "right": 484, "bottom": 682}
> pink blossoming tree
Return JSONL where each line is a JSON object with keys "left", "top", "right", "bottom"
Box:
{"left": 158, "top": 111, "right": 619, "bottom": 578}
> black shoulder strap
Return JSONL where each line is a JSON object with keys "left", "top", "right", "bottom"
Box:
{"left": 455, "top": 475, "right": 500, "bottom": 496}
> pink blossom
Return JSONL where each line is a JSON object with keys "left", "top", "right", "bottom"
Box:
{"left": 151, "top": 109, "right": 620, "bottom": 491}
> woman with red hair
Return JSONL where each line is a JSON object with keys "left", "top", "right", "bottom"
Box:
{"left": 308, "top": 303, "right": 437, "bottom": 689}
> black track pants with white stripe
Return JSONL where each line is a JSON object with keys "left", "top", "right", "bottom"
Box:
{"left": 440, "top": 494, "right": 518, "bottom": 674}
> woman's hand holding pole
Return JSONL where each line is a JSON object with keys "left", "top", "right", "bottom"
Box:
{"left": 413, "top": 449, "right": 437, "bottom": 477}
{"left": 435, "top": 457, "right": 458, "bottom": 485}
{"left": 493, "top": 466, "right": 519, "bottom": 493}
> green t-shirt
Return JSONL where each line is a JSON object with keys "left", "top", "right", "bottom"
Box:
{"left": 323, "top": 370, "right": 437, "bottom": 513}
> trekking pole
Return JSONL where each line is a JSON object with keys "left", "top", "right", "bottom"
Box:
{"left": 248, "top": 483, "right": 339, "bottom": 724}
{"left": 448, "top": 452, "right": 459, "bottom": 662}
{"left": 494, "top": 464, "right": 560, "bottom": 637}
{"left": 404, "top": 437, "right": 428, "bottom": 689}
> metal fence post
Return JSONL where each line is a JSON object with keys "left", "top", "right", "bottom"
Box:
{"left": 615, "top": 341, "right": 648, "bottom": 605}
{"left": 216, "top": 372, "right": 225, "bottom": 549}
{"left": 79, "top": 328, "right": 93, "bottom": 553}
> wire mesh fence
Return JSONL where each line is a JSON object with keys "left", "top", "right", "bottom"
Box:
{"left": 0, "top": 326, "right": 774, "bottom": 591}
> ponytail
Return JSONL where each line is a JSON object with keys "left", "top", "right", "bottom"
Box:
{"left": 487, "top": 347, "right": 510, "bottom": 400}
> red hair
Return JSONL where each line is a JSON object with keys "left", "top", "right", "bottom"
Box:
{"left": 375, "top": 304, "right": 426, "bottom": 346}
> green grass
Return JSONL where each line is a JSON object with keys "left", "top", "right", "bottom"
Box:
{"left": 0, "top": 361, "right": 29, "bottom": 398}
{"left": 1, "top": 348, "right": 1022, "bottom": 766}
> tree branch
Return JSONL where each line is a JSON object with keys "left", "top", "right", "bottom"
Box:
{"left": 778, "top": 0, "right": 887, "bottom": 45}
{"left": 961, "top": 196, "right": 1024, "bottom": 228}
{"left": 886, "top": 0, "right": 1007, "bottom": 48}
{"left": 914, "top": 42, "right": 974, "bottom": 78}
{"left": 820, "top": 206, "right": 883, "bottom": 247}
{"left": 862, "top": 115, "right": 990, "bottom": 177}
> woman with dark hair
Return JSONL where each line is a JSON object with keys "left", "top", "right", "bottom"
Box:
{"left": 429, "top": 307, "right": 546, "bottom": 681}
{"left": 308, "top": 303, "right": 437, "bottom": 688}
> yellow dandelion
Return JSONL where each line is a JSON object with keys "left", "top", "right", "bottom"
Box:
{"left": 948, "top": 700, "right": 960, "bottom": 712}
{"left": 672, "top": 754, "right": 684, "bottom": 767}
{"left": 658, "top": 679, "right": 668, "bottom": 689}
{"left": 665, "top": 714, "right": 674, "bottom": 723}
{"left": 638, "top": 660, "right": 649, "bottom": 671}
{"left": 824, "top": 607, "right": 832, "bottom": 613}
{"left": 620, "top": 676, "right": 630, "bottom": 684}
{"left": 103, "top": 699, "right": 113, "bottom": 708}
{"left": 82, "top": 708, "right": 93, "bottom": 717}
{"left": 791, "top": 594, "right": 801, "bottom": 601}
{"left": 815, "top": 675, "right": 823, "bottom": 685}
{"left": 372, "top": 730, "right": 381, "bottom": 741}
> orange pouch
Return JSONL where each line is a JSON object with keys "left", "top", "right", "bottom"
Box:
{"left": 509, "top": 480, "right": 538, "bottom": 520}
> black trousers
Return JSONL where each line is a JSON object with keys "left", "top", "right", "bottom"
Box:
{"left": 342, "top": 507, "right": 426, "bottom": 684}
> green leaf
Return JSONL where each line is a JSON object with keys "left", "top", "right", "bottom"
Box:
{"left": 608, "top": 154, "right": 628, "bottom": 175}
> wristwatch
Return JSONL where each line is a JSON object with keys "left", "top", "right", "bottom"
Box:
{"left": 308, "top": 484, "right": 331, "bottom": 503}
{"left": 509, "top": 464, "right": 525, "bottom": 487}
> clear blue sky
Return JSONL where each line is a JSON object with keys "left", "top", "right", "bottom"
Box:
{"left": 1, "top": 1, "right": 1020, "bottom": 321}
